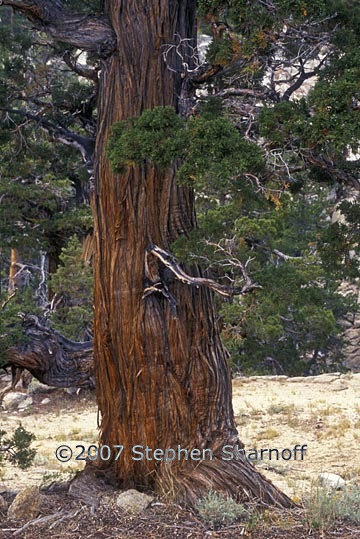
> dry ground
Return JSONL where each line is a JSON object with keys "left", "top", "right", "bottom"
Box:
{"left": 0, "top": 373, "right": 359, "bottom": 538}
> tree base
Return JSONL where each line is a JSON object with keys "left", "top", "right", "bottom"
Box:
{"left": 85, "top": 444, "right": 294, "bottom": 509}
{"left": 155, "top": 451, "right": 294, "bottom": 508}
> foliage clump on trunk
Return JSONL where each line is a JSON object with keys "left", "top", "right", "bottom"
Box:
{"left": 107, "top": 105, "right": 264, "bottom": 190}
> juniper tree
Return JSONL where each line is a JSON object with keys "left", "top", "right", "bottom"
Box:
{"left": 0, "top": 0, "right": 358, "bottom": 506}
{"left": 0, "top": 7, "right": 94, "bottom": 261}
{"left": 0, "top": 5, "right": 93, "bottom": 360}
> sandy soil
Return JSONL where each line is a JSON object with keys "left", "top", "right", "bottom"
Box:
{"left": 232, "top": 373, "right": 360, "bottom": 497}
{"left": 1, "top": 372, "right": 359, "bottom": 497}
{"left": 1, "top": 373, "right": 360, "bottom": 539}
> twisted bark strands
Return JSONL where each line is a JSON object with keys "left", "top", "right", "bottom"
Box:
{"left": 91, "top": 0, "right": 292, "bottom": 506}
{"left": 159, "top": 456, "right": 294, "bottom": 507}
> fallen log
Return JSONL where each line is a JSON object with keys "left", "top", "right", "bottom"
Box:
{"left": 1, "top": 314, "right": 94, "bottom": 400}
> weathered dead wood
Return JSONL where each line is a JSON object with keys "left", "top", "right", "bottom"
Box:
{"left": 1, "top": 315, "right": 94, "bottom": 400}
{"left": 1, "top": 0, "right": 116, "bottom": 57}
{"left": 12, "top": 509, "right": 84, "bottom": 537}
{"left": 0, "top": 366, "right": 29, "bottom": 402}
{"left": 148, "top": 244, "right": 261, "bottom": 297}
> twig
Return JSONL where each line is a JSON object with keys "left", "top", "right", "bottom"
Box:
{"left": 161, "top": 33, "right": 203, "bottom": 74}
{"left": 48, "top": 508, "right": 84, "bottom": 530}
{"left": 36, "top": 251, "right": 48, "bottom": 305}
{"left": 1, "top": 290, "right": 17, "bottom": 310}
{"left": 13, "top": 512, "right": 63, "bottom": 536}
{"left": 12, "top": 508, "right": 83, "bottom": 536}
{"left": 205, "top": 240, "right": 255, "bottom": 285}
{"left": 272, "top": 249, "right": 302, "bottom": 261}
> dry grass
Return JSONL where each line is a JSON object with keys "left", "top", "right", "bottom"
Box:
{"left": 256, "top": 427, "right": 280, "bottom": 441}
{"left": 1, "top": 373, "right": 360, "bottom": 539}
{"left": 1, "top": 374, "right": 360, "bottom": 503}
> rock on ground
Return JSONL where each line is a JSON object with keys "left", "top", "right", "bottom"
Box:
{"left": 2, "top": 392, "right": 28, "bottom": 411}
{"left": 27, "top": 379, "right": 55, "bottom": 395}
{"left": 331, "top": 379, "right": 349, "bottom": 391}
{"left": 116, "top": 489, "right": 154, "bottom": 514}
{"left": 17, "top": 396, "right": 33, "bottom": 410}
{"left": 318, "top": 472, "right": 346, "bottom": 491}
{"left": 7, "top": 486, "right": 41, "bottom": 521}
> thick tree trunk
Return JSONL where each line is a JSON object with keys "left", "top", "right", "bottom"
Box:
{"left": 92, "top": 1, "right": 292, "bottom": 506}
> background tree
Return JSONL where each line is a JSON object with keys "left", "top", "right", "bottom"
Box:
{"left": 181, "top": 0, "right": 360, "bottom": 374}
{"left": 49, "top": 235, "right": 93, "bottom": 340}
{"left": 0, "top": 3, "right": 94, "bottom": 365}
{"left": 0, "top": 0, "right": 358, "bottom": 507}
{"left": 0, "top": 5, "right": 94, "bottom": 258}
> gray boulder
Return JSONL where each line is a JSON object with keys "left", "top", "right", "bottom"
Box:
{"left": 116, "top": 489, "right": 154, "bottom": 514}
{"left": 17, "top": 396, "right": 33, "bottom": 410}
{"left": 2, "top": 392, "right": 27, "bottom": 411}
{"left": 318, "top": 472, "right": 346, "bottom": 491}
{"left": 27, "top": 379, "right": 55, "bottom": 395}
{"left": 331, "top": 379, "right": 349, "bottom": 391}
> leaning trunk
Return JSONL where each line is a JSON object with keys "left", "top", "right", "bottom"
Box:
{"left": 92, "top": 0, "right": 291, "bottom": 506}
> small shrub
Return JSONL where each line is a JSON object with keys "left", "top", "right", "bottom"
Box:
{"left": 336, "top": 486, "right": 360, "bottom": 524}
{"left": 303, "top": 484, "right": 360, "bottom": 530}
{"left": 267, "top": 404, "right": 287, "bottom": 415}
{"left": 196, "top": 490, "right": 248, "bottom": 528}
{"left": 0, "top": 425, "right": 36, "bottom": 469}
{"left": 324, "top": 418, "right": 351, "bottom": 438}
{"left": 303, "top": 484, "right": 338, "bottom": 530}
{"left": 256, "top": 427, "right": 280, "bottom": 440}
{"left": 267, "top": 464, "right": 289, "bottom": 476}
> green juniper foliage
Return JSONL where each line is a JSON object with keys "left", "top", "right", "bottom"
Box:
{"left": 0, "top": 5, "right": 93, "bottom": 355}
{"left": 107, "top": 99, "right": 358, "bottom": 374}
{"left": 0, "top": 0, "right": 359, "bottom": 375}
{"left": 50, "top": 236, "right": 93, "bottom": 341}
{"left": 107, "top": 106, "right": 186, "bottom": 171}
{"left": 108, "top": 107, "right": 265, "bottom": 193}
{"left": 0, "top": 425, "right": 36, "bottom": 470}
{"left": 174, "top": 185, "right": 356, "bottom": 374}
{"left": 0, "top": 6, "right": 93, "bottom": 256}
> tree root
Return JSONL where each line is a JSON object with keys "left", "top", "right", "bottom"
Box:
{"left": 156, "top": 452, "right": 295, "bottom": 508}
